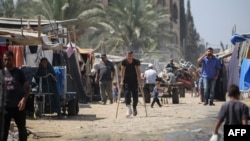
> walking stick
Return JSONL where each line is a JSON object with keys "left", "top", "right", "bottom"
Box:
{"left": 135, "top": 66, "right": 148, "bottom": 117}
{"left": 115, "top": 66, "right": 125, "bottom": 119}
{"left": 115, "top": 86, "right": 123, "bottom": 119}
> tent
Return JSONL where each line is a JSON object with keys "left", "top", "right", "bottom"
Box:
{"left": 227, "top": 33, "right": 250, "bottom": 99}
{"left": 239, "top": 58, "right": 250, "bottom": 91}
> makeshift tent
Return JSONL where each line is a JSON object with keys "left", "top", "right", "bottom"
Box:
{"left": 227, "top": 43, "right": 241, "bottom": 88}
{"left": 239, "top": 58, "right": 250, "bottom": 91}
{"left": 227, "top": 33, "right": 250, "bottom": 99}
{"left": 214, "top": 58, "right": 226, "bottom": 101}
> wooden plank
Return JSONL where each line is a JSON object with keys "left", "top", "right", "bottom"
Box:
{"left": 0, "top": 28, "right": 45, "bottom": 37}
{"left": 6, "top": 37, "right": 42, "bottom": 45}
{"left": 160, "top": 82, "right": 184, "bottom": 87}
{"left": 41, "top": 23, "right": 58, "bottom": 33}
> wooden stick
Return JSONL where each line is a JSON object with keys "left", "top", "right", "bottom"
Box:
{"left": 116, "top": 66, "right": 125, "bottom": 119}
{"left": 135, "top": 66, "right": 148, "bottom": 117}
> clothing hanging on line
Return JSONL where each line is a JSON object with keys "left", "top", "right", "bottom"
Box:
{"left": 0, "top": 45, "right": 8, "bottom": 57}
{"left": 8, "top": 45, "right": 25, "bottom": 67}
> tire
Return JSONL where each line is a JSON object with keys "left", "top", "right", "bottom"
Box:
{"left": 172, "top": 88, "right": 179, "bottom": 104}
{"left": 179, "top": 88, "right": 185, "bottom": 97}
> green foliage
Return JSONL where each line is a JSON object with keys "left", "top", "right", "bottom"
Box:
{"left": 184, "top": 0, "right": 200, "bottom": 65}
{"left": 0, "top": 0, "right": 14, "bottom": 17}
{"left": 179, "top": 0, "right": 186, "bottom": 49}
{"left": 82, "top": 0, "right": 175, "bottom": 59}
{"left": 0, "top": 0, "right": 183, "bottom": 62}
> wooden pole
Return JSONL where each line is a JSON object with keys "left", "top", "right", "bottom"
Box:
{"left": 38, "top": 16, "right": 41, "bottom": 37}
{"left": 135, "top": 66, "right": 147, "bottom": 117}
{"left": 116, "top": 66, "right": 125, "bottom": 119}
{"left": 115, "top": 87, "right": 123, "bottom": 119}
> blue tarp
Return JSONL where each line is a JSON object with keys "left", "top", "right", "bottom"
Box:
{"left": 231, "top": 33, "right": 246, "bottom": 45}
{"left": 239, "top": 59, "right": 250, "bottom": 91}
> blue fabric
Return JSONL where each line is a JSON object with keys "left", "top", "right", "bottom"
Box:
{"left": 152, "top": 86, "right": 159, "bottom": 98}
{"left": 203, "top": 78, "right": 216, "bottom": 103}
{"left": 242, "top": 34, "right": 250, "bottom": 38}
{"left": 239, "top": 59, "right": 250, "bottom": 91}
{"left": 231, "top": 33, "right": 246, "bottom": 45}
{"left": 201, "top": 56, "right": 221, "bottom": 78}
{"left": 54, "top": 67, "right": 64, "bottom": 96}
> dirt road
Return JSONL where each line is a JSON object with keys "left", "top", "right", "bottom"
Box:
{"left": 21, "top": 93, "right": 249, "bottom": 141}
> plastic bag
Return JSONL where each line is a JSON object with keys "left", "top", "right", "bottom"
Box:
{"left": 209, "top": 134, "right": 219, "bottom": 141}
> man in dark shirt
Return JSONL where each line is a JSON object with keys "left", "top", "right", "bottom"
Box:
{"left": 2, "top": 50, "right": 30, "bottom": 141}
{"left": 95, "top": 54, "right": 115, "bottom": 105}
{"left": 166, "top": 58, "right": 176, "bottom": 70}
{"left": 120, "top": 51, "right": 141, "bottom": 117}
{"left": 211, "top": 84, "right": 249, "bottom": 139}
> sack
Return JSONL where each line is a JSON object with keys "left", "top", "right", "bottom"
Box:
{"left": 209, "top": 134, "right": 219, "bottom": 141}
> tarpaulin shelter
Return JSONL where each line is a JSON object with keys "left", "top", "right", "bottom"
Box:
{"left": 0, "top": 17, "right": 85, "bottom": 115}
{"left": 239, "top": 58, "right": 250, "bottom": 90}
{"left": 227, "top": 33, "right": 250, "bottom": 99}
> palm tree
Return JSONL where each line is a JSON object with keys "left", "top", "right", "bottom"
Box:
{"left": 185, "top": 0, "right": 200, "bottom": 64}
{"left": 80, "top": 0, "right": 178, "bottom": 60}
{"left": 26, "top": 0, "right": 102, "bottom": 41}
{"left": 0, "top": 0, "right": 14, "bottom": 17}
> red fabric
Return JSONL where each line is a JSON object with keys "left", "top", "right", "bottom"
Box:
{"left": 0, "top": 45, "right": 8, "bottom": 58}
{"left": 8, "top": 45, "right": 25, "bottom": 67}
{"left": 176, "top": 77, "right": 192, "bottom": 90}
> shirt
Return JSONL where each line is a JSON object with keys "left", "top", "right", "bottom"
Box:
{"left": 4, "top": 68, "right": 27, "bottom": 107}
{"left": 201, "top": 56, "right": 221, "bottom": 78}
{"left": 144, "top": 69, "right": 157, "bottom": 83}
{"left": 97, "top": 60, "right": 115, "bottom": 81}
{"left": 121, "top": 58, "right": 140, "bottom": 83}
{"left": 152, "top": 86, "right": 159, "bottom": 98}
{"left": 218, "top": 100, "right": 249, "bottom": 125}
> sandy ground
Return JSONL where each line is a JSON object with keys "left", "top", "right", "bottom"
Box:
{"left": 16, "top": 93, "right": 250, "bottom": 141}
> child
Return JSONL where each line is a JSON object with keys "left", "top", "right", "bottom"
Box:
{"left": 112, "top": 81, "right": 118, "bottom": 103}
{"left": 151, "top": 81, "right": 162, "bottom": 108}
{"left": 210, "top": 84, "right": 249, "bottom": 141}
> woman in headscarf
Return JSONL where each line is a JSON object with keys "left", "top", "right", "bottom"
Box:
{"left": 35, "top": 57, "right": 61, "bottom": 117}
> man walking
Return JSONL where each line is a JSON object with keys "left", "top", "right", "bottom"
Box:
{"left": 142, "top": 64, "right": 157, "bottom": 103}
{"left": 120, "top": 51, "right": 141, "bottom": 117}
{"left": 197, "top": 47, "right": 221, "bottom": 106}
{"left": 95, "top": 54, "right": 115, "bottom": 105}
{"left": 2, "top": 50, "right": 30, "bottom": 141}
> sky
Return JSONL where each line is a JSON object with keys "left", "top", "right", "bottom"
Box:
{"left": 185, "top": 0, "right": 250, "bottom": 48}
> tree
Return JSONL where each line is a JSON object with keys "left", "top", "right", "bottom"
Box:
{"left": 184, "top": 0, "right": 200, "bottom": 65}
{"left": 179, "top": 0, "right": 186, "bottom": 53}
{"left": 81, "top": 0, "right": 176, "bottom": 59}
{"left": 28, "top": 0, "right": 102, "bottom": 41}
{"left": 0, "top": 0, "right": 14, "bottom": 17}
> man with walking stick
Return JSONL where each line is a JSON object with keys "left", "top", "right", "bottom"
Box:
{"left": 120, "top": 51, "right": 142, "bottom": 117}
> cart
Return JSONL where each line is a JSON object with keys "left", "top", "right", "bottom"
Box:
{"left": 22, "top": 66, "right": 79, "bottom": 119}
